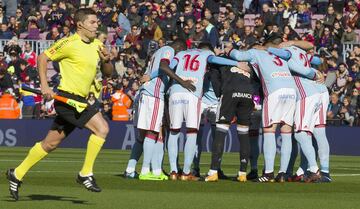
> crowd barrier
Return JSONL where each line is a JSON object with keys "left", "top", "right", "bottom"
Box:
{"left": 0, "top": 120, "right": 359, "bottom": 156}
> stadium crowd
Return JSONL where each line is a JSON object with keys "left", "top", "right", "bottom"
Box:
{"left": 0, "top": 0, "right": 359, "bottom": 126}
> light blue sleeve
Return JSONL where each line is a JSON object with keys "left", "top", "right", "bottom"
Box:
{"left": 267, "top": 47, "right": 291, "bottom": 60}
{"left": 310, "top": 56, "right": 322, "bottom": 66}
{"left": 169, "top": 58, "right": 178, "bottom": 69}
{"left": 229, "top": 49, "right": 253, "bottom": 62}
{"left": 207, "top": 55, "right": 238, "bottom": 66}
{"left": 149, "top": 58, "right": 178, "bottom": 79}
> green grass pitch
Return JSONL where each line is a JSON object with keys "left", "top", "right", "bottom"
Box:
{"left": 0, "top": 147, "right": 359, "bottom": 209}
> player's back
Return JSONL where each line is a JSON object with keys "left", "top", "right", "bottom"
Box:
{"left": 248, "top": 49, "right": 296, "bottom": 95}
{"left": 141, "top": 46, "right": 175, "bottom": 99}
{"left": 202, "top": 74, "right": 218, "bottom": 105}
{"left": 170, "top": 49, "right": 214, "bottom": 98}
{"left": 294, "top": 76, "right": 322, "bottom": 99}
{"left": 285, "top": 46, "right": 314, "bottom": 76}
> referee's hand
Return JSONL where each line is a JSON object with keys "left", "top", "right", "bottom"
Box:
{"left": 41, "top": 86, "right": 55, "bottom": 101}
{"left": 98, "top": 46, "right": 110, "bottom": 63}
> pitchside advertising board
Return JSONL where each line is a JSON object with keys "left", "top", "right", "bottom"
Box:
{"left": 0, "top": 120, "right": 359, "bottom": 156}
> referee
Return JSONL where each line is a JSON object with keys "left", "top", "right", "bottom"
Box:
{"left": 205, "top": 57, "right": 255, "bottom": 182}
{"left": 6, "top": 8, "right": 113, "bottom": 200}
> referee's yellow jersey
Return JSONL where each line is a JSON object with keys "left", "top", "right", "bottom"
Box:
{"left": 44, "top": 33, "right": 103, "bottom": 97}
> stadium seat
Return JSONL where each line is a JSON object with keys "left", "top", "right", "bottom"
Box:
{"left": 355, "top": 30, "right": 360, "bottom": 42}
{"left": 39, "top": 32, "right": 49, "bottom": 40}
{"left": 294, "top": 28, "right": 306, "bottom": 36}
{"left": 311, "top": 14, "right": 324, "bottom": 28}
{"left": 19, "top": 33, "right": 29, "bottom": 39}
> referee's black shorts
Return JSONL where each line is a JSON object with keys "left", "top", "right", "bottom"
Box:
{"left": 51, "top": 90, "right": 98, "bottom": 136}
{"left": 217, "top": 91, "right": 254, "bottom": 126}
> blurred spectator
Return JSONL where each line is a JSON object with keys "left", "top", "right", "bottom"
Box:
{"left": 0, "top": 7, "right": 8, "bottom": 24}
{"left": 102, "top": 81, "right": 115, "bottom": 101}
{"left": 111, "top": 84, "right": 132, "bottom": 121}
{"left": 0, "top": 68, "right": 13, "bottom": 92}
{"left": 0, "top": 51, "right": 8, "bottom": 69}
{"left": 61, "top": 25, "right": 71, "bottom": 38}
{"left": 87, "top": 91, "right": 101, "bottom": 109}
{"left": 20, "top": 42, "right": 36, "bottom": 67}
{"left": 327, "top": 92, "right": 343, "bottom": 124}
{"left": 340, "top": 96, "right": 356, "bottom": 126}
{"left": 282, "top": 25, "right": 300, "bottom": 41}
{"left": 125, "top": 25, "right": 141, "bottom": 47}
{"left": 34, "top": 11, "right": 46, "bottom": 32}
{"left": 201, "top": 18, "right": 218, "bottom": 48}
{"left": 0, "top": 23, "right": 14, "bottom": 39}
{"left": 191, "top": 22, "right": 205, "bottom": 42}
{"left": 20, "top": 83, "right": 36, "bottom": 119}
{"left": 26, "top": 16, "right": 41, "bottom": 40}
{"left": 274, "top": 3, "right": 287, "bottom": 29}
{"left": 345, "top": 4, "right": 359, "bottom": 29}
{"left": 44, "top": 2, "right": 67, "bottom": 29}
{"left": 325, "top": 57, "right": 338, "bottom": 89}
{"left": 0, "top": 90, "right": 20, "bottom": 119}
{"left": 332, "top": 63, "right": 349, "bottom": 96}
{"left": 127, "top": 4, "right": 141, "bottom": 26}
{"left": 317, "top": 0, "right": 330, "bottom": 14}
{"left": 341, "top": 26, "right": 357, "bottom": 43}
{"left": 2, "top": 0, "right": 17, "bottom": 18}
{"left": 323, "top": 6, "right": 336, "bottom": 28}
{"left": 296, "top": 2, "right": 311, "bottom": 29}
{"left": 46, "top": 26, "right": 61, "bottom": 40}
{"left": 261, "top": 3, "right": 274, "bottom": 27}
{"left": 101, "top": 100, "right": 112, "bottom": 121}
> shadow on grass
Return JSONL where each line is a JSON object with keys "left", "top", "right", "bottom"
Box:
{"left": 4, "top": 194, "right": 90, "bottom": 204}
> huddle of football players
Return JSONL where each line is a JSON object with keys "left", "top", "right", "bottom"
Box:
{"left": 124, "top": 34, "right": 331, "bottom": 183}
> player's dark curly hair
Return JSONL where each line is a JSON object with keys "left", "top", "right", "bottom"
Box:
{"left": 198, "top": 42, "right": 214, "bottom": 52}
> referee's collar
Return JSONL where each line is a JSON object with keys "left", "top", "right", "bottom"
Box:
{"left": 75, "top": 33, "right": 92, "bottom": 44}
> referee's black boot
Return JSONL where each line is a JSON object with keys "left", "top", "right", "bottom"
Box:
{"left": 77, "top": 174, "right": 102, "bottom": 192}
{"left": 6, "top": 169, "right": 22, "bottom": 201}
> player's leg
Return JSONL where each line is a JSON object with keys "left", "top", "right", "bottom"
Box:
{"left": 255, "top": 94, "right": 277, "bottom": 182}
{"left": 205, "top": 93, "right": 233, "bottom": 182}
{"left": 235, "top": 95, "right": 253, "bottom": 182}
{"left": 192, "top": 102, "right": 207, "bottom": 177}
{"left": 151, "top": 127, "right": 167, "bottom": 179}
{"left": 248, "top": 110, "right": 262, "bottom": 180}
{"left": 180, "top": 94, "right": 201, "bottom": 181}
{"left": 313, "top": 92, "right": 331, "bottom": 182}
{"left": 124, "top": 129, "right": 145, "bottom": 178}
{"left": 205, "top": 123, "right": 229, "bottom": 182}
{"left": 125, "top": 95, "right": 144, "bottom": 178}
{"left": 286, "top": 133, "right": 298, "bottom": 180}
{"left": 294, "top": 131, "right": 319, "bottom": 181}
{"left": 313, "top": 125, "right": 331, "bottom": 182}
{"left": 276, "top": 124, "right": 293, "bottom": 182}
{"left": 8, "top": 117, "right": 74, "bottom": 200}
{"left": 167, "top": 93, "right": 184, "bottom": 179}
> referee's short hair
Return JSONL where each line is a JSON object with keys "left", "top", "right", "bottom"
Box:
{"left": 74, "top": 8, "right": 97, "bottom": 25}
